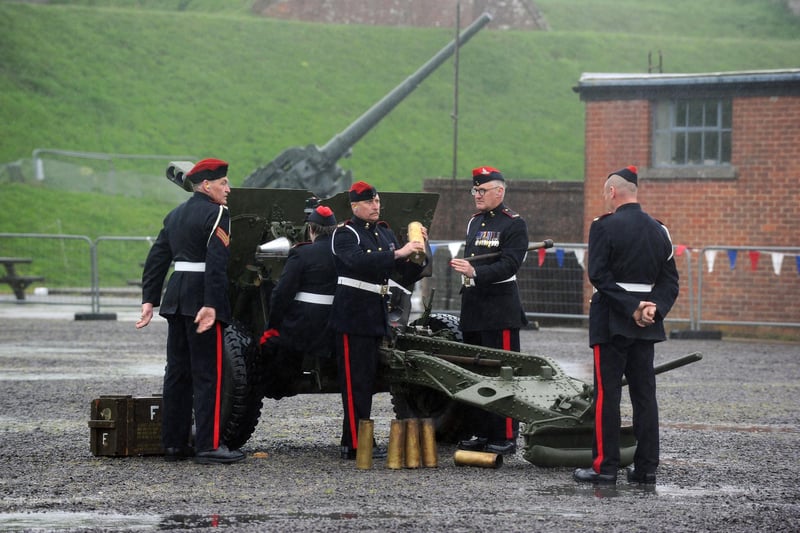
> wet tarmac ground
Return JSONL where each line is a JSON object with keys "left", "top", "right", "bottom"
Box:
{"left": 0, "top": 307, "right": 798, "bottom": 532}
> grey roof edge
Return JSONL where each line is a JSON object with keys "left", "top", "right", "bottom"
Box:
{"left": 573, "top": 69, "right": 800, "bottom": 98}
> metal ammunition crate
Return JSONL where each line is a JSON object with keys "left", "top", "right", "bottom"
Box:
{"left": 89, "top": 395, "right": 163, "bottom": 456}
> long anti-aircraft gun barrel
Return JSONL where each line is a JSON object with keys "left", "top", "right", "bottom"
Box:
{"left": 241, "top": 12, "right": 493, "bottom": 198}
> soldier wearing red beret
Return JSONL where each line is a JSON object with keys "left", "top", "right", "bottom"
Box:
{"left": 573, "top": 165, "right": 679, "bottom": 485}
{"left": 449, "top": 166, "right": 529, "bottom": 456}
{"left": 136, "top": 158, "right": 245, "bottom": 464}
{"left": 330, "top": 181, "right": 428, "bottom": 459}
{"left": 260, "top": 204, "right": 340, "bottom": 398}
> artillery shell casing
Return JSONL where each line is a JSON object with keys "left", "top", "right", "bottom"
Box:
{"left": 453, "top": 450, "right": 503, "bottom": 469}
{"left": 386, "top": 419, "right": 406, "bottom": 470}
{"left": 420, "top": 418, "right": 438, "bottom": 468}
{"left": 404, "top": 418, "right": 421, "bottom": 469}
{"left": 356, "top": 419, "right": 374, "bottom": 470}
{"left": 407, "top": 221, "right": 426, "bottom": 265}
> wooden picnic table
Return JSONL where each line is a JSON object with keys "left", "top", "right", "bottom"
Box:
{"left": 0, "top": 257, "right": 45, "bottom": 300}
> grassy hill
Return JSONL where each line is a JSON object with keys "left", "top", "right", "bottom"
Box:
{"left": 1, "top": 1, "right": 799, "bottom": 237}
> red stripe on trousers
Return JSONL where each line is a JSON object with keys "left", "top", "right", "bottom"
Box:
{"left": 213, "top": 322, "right": 222, "bottom": 450}
{"left": 343, "top": 334, "right": 358, "bottom": 449}
{"left": 503, "top": 329, "right": 513, "bottom": 440}
{"left": 592, "top": 344, "right": 604, "bottom": 473}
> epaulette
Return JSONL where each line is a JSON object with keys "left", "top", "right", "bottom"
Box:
{"left": 593, "top": 212, "right": 613, "bottom": 222}
{"left": 501, "top": 207, "right": 520, "bottom": 218}
{"left": 293, "top": 241, "right": 312, "bottom": 248}
{"left": 377, "top": 220, "right": 391, "bottom": 229}
{"left": 471, "top": 211, "right": 482, "bottom": 218}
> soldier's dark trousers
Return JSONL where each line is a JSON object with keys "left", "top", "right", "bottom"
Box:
{"left": 592, "top": 337, "right": 659, "bottom": 475}
{"left": 336, "top": 333, "right": 381, "bottom": 449}
{"left": 163, "top": 316, "right": 223, "bottom": 453}
{"left": 462, "top": 329, "right": 520, "bottom": 442}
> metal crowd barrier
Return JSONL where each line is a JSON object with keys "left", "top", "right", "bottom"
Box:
{"left": 1, "top": 234, "right": 797, "bottom": 332}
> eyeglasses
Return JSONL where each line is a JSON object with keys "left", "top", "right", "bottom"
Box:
{"left": 470, "top": 186, "right": 501, "bottom": 197}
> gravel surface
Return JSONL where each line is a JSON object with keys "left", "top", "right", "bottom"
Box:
{"left": 1, "top": 311, "right": 798, "bottom": 532}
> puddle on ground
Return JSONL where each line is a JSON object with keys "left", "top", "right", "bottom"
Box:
{"left": 0, "top": 483, "right": 748, "bottom": 530}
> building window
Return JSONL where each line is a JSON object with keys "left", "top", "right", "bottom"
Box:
{"left": 652, "top": 99, "right": 732, "bottom": 167}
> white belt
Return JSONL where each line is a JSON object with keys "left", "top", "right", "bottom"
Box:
{"left": 338, "top": 276, "right": 389, "bottom": 296}
{"left": 616, "top": 282, "right": 654, "bottom": 292}
{"left": 462, "top": 274, "right": 516, "bottom": 287}
{"left": 294, "top": 291, "right": 334, "bottom": 305}
{"left": 174, "top": 261, "right": 205, "bottom": 272}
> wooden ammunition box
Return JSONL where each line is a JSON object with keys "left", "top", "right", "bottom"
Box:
{"left": 89, "top": 395, "right": 163, "bottom": 456}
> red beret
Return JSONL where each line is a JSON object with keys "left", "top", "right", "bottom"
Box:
{"left": 608, "top": 165, "right": 638, "bottom": 185}
{"left": 349, "top": 181, "right": 377, "bottom": 202}
{"left": 187, "top": 158, "right": 229, "bottom": 184}
{"left": 307, "top": 205, "right": 337, "bottom": 227}
{"left": 472, "top": 166, "right": 505, "bottom": 186}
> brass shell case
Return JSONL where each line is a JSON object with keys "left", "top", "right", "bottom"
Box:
{"left": 404, "top": 418, "right": 421, "bottom": 469}
{"left": 407, "top": 221, "right": 426, "bottom": 265}
{"left": 420, "top": 418, "right": 438, "bottom": 467}
{"left": 355, "top": 419, "right": 374, "bottom": 470}
{"left": 386, "top": 419, "right": 406, "bottom": 470}
{"left": 453, "top": 449, "right": 503, "bottom": 469}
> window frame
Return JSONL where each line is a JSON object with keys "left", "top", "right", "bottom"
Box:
{"left": 652, "top": 98, "right": 732, "bottom": 169}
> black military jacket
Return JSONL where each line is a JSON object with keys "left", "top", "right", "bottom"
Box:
{"left": 141, "top": 192, "right": 232, "bottom": 324}
{"left": 268, "top": 234, "right": 337, "bottom": 356}
{"left": 587, "top": 202, "right": 679, "bottom": 346}
{"left": 459, "top": 203, "right": 529, "bottom": 332}
{"left": 330, "top": 217, "right": 424, "bottom": 337}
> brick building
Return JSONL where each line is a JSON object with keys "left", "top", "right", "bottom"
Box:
{"left": 574, "top": 69, "right": 800, "bottom": 337}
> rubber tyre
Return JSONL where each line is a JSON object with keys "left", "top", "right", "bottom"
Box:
{"left": 219, "top": 322, "right": 266, "bottom": 450}
{"left": 410, "top": 312, "right": 463, "bottom": 342}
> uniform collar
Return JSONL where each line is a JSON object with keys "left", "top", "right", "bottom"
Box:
{"left": 482, "top": 203, "right": 506, "bottom": 218}
{"left": 351, "top": 215, "right": 373, "bottom": 229}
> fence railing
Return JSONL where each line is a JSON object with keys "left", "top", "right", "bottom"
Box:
{"left": 1, "top": 234, "right": 798, "bottom": 333}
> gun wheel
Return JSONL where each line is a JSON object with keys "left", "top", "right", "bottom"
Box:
{"left": 219, "top": 322, "right": 266, "bottom": 450}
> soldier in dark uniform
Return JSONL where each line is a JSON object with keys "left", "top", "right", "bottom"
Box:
{"left": 259, "top": 205, "right": 339, "bottom": 398}
{"left": 136, "top": 158, "right": 245, "bottom": 464}
{"left": 449, "top": 166, "right": 529, "bottom": 455}
{"left": 573, "top": 165, "right": 679, "bottom": 485}
{"left": 330, "top": 181, "right": 427, "bottom": 460}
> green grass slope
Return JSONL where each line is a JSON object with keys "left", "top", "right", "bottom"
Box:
{"left": 1, "top": 1, "right": 799, "bottom": 237}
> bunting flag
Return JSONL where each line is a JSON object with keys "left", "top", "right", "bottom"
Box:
{"left": 556, "top": 248, "right": 565, "bottom": 267}
{"left": 705, "top": 250, "right": 717, "bottom": 273}
{"left": 727, "top": 249, "right": 738, "bottom": 270}
{"left": 573, "top": 248, "right": 585, "bottom": 269}
{"left": 429, "top": 243, "right": 438, "bottom": 256}
{"left": 675, "top": 244, "right": 687, "bottom": 257}
{"left": 771, "top": 252, "right": 784, "bottom": 275}
{"left": 796, "top": 255, "right": 800, "bottom": 275}
{"left": 538, "top": 248, "right": 546, "bottom": 266}
{"left": 748, "top": 250, "right": 760, "bottom": 271}
{"left": 447, "top": 242, "right": 463, "bottom": 259}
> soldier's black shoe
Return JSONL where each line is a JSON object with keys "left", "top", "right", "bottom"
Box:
{"left": 194, "top": 445, "right": 245, "bottom": 464}
{"left": 457, "top": 437, "right": 488, "bottom": 451}
{"left": 626, "top": 466, "right": 656, "bottom": 484}
{"left": 340, "top": 445, "right": 388, "bottom": 460}
{"left": 164, "top": 447, "right": 194, "bottom": 462}
{"left": 486, "top": 440, "right": 517, "bottom": 455}
{"left": 573, "top": 468, "right": 617, "bottom": 485}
